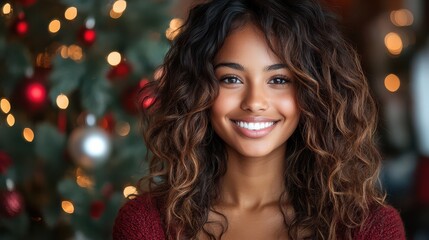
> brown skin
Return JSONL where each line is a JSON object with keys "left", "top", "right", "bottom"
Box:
{"left": 201, "top": 23, "right": 300, "bottom": 239}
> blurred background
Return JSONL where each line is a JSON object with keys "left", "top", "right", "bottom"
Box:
{"left": 0, "top": 0, "right": 427, "bottom": 239}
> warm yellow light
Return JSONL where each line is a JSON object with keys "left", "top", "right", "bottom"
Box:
{"left": 23, "top": 128, "right": 34, "bottom": 142}
{"left": 61, "top": 200, "right": 74, "bottom": 214}
{"left": 112, "top": 0, "right": 127, "bottom": 13}
{"left": 48, "top": 19, "right": 61, "bottom": 33}
{"left": 36, "top": 52, "right": 51, "bottom": 68}
{"left": 109, "top": 9, "right": 123, "bottom": 19}
{"left": 169, "top": 18, "right": 183, "bottom": 30}
{"left": 6, "top": 114, "right": 15, "bottom": 127}
{"left": 59, "top": 45, "right": 68, "bottom": 58}
{"left": 384, "top": 74, "right": 400, "bottom": 92}
{"left": 165, "top": 27, "right": 181, "bottom": 41}
{"left": 390, "top": 9, "right": 413, "bottom": 27}
{"left": 0, "top": 98, "right": 11, "bottom": 113}
{"left": 76, "top": 168, "right": 94, "bottom": 188}
{"left": 123, "top": 186, "right": 137, "bottom": 198}
{"left": 107, "top": 51, "right": 121, "bottom": 66}
{"left": 384, "top": 32, "right": 403, "bottom": 55}
{"left": 56, "top": 94, "right": 69, "bottom": 109}
{"left": 2, "top": 3, "right": 12, "bottom": 15}
{"left": 67, "top": 44, "right": 83, "bottom": 61}
{"left": 116, "top": 121, "right": 130, "bottom": 136}
{"left": 64, "top": 7, "right": 77, "bottom": 20}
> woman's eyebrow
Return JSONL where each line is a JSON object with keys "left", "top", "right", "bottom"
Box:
{"left": 213, "top": 62, "right": 287, "bottom": 72}
{"left": 265, "top": 63, "right": 287, "bottom": 71}
{"left": 213, "top": 62, "right": 244, "bottom": 71}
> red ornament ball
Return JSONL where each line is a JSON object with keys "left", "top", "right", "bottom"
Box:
{"left": 79, "top": 27, "right": 96, "bottom": 46}
{"left": 0, "top": 151, "right": 12, "bottom": 174}
{"left": 0, "top": 190, "right": 24, "bottom": 218}
{"left": 12, "top": 15, "right": 29, "bottom": 36}
{"left": 107, "top": 61, "right": 132, "bottom": 80}
{"left": 25, "top": 82, "right": 47, "bottom": 105}
{"left": 90, "top": 200, "right": 105, "bottom": 219}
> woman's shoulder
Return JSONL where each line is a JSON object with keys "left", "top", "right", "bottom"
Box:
{"left": 354, "top": 204, "right": 406, "bottom": 240}
{"left": 113, "top": 193, "right": 166, "bottom": 240}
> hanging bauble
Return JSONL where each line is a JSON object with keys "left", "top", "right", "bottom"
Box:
{"left": 12, "top": 13, "right": 29, "bottom": 36}
{"left": 107, "top": 60, "right": 132, "bottom": 81}
{"left": 121, "top": 85, "right": 139, "bottom": 114}
{"left": 78, "top": 27, "right": 97, "bottom": 46}
{"left": 68, "top": 126, "right": 112, "bottom": 169}
{"left": 22, "top": 79, "right": 48, "bottom": 112}
{"left": 0, "top": 151, "right": 12, "bottom": 174}
{"left": 89, "top": 200, "right": 105, "bottom": 219}
{"left": 16, "top": 0, "right": 37, "bottom": 7}
{"left": 0, "top": 190, "right": 24, "bottom": 218}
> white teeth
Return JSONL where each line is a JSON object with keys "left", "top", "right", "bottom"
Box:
{"left": 235, "top": 121, "right": 275, "bottom": 130}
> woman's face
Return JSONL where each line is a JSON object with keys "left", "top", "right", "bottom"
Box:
{"left": 210, "top": 23, "right": 300, "bottom": 159}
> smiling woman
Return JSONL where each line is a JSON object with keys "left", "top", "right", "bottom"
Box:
{"left": 113, "top": 0, "right": 406, "bottom": 239}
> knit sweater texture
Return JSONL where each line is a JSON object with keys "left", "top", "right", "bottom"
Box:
{"left": 113, "top": 194, "right": 406, "bottom": 240}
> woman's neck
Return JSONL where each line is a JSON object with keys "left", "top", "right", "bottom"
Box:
{"left": 217, "top": 147, "right": 286, "bottom": 209}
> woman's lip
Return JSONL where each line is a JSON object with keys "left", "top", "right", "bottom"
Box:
{"left": 230, "top": 120, "right": 278, "bottom": 139}
{"left": 230, "top": 117, "right": 279, "bottom": 122}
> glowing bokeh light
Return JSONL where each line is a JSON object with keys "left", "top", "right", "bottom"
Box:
{"left": 48, "top": 19, "right": 61, "bottom": 33}
{"left": 107, "top": 51, "right": 121, "bottom": 66}
{"left": 384, "top": 74, "right": 401, "bottom": 92}
{"left": 0, "top": 98, "right": 11, "bottom": 113}
{"left": 56, "top": 94, "right": 69, "bottom": 109}
{"left": 112, "top": 0, "right": 127, "bottom": 13}
{"left": 390, "top": 9, "right": 413, "bottom": 27}
{"left": 65, "top": 7, "right": 77, "bottom": 20}
{"left": 61, "top": 200, "right": 74, "bottom": 214}
{"left": 384, "top": 32, "right": 403, "bottom": 55}
{"left": 6, "top": 114, "right": 15, "bottom": 127}
{"left": 2, "top": 3, "right": 12, "bottom": 15}
{"left": 123, "top": 186, "right": 137, "bottom": 198}
{"left": 23, "top": 128, "right": 34, "bottom": 142}
{"left": 26, "top": 82, "right": 47, "bottom": 104}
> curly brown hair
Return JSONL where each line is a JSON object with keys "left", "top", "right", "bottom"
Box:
{"left": 139, "top": 0, "right": 385, "bottom": 239}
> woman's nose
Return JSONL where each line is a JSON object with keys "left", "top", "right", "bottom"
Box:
{"left": 240, "top": 85, "right": 269, "bottom": 112}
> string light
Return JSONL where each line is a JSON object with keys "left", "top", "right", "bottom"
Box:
{"left": 2, "top": 3, "right": 12, "bottom": 15}
{"left": 112, "top": 0, "right": 127, "bottom": 14}
{"left": 116, "top": 121, "right": 130, "bottom": 136}
{"left": 165, "top": 18, "right": 183, "bottom": 40}
{"left": 23, "top": 127, "right": 34, "bottom": 142}
{"left": 64, "top": 7, "right": 77, "bottom": 20}
{"left": 384, "top": 74, "right": 400, "bottom": 92}
{"left": 123, "top": 185, "right": 137, "bottom": 199}
{"left": 384, "top": 32, "right": 403, "bottom": 55}
{"left": 67, "top": 44, "right": 83, "bottom": 61}
{"left": 61, "top": 200, "right": 74, "bottom": 214}
{"left": 109, "top": 9, "right": 122, "bottom": 19}
{"left": 36, "top": 52, "right": 51, "bottom": 68}
{"left": 107, "top": 51, "right": 121, "bottom": 66}
{"left": 6, "top": 114, "right": 15, "bottom": 127}
{"left": 1, "top": 98, "right": 11, "bottom": 113}
{"left": 56, "top": 94, "right": 69, "bottom": 109}
{"left": 48, "top": 19, "right": 61, "bottom": 33}
{"left": 390, "top": 9, "right": 413, "bottom": 27}
{"left": 76, "top": 168, "right": 94, "bottom": 188}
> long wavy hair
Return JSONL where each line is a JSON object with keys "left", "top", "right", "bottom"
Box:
{"left": 139, "top": 0, "right": 385, "bottom": 239}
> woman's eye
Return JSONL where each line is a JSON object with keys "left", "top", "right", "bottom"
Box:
{"left": 221, "top": 76, "right": 242, "bottom": 84}
{"left": 268, "top": 77, "right": 290, "bottom": 84}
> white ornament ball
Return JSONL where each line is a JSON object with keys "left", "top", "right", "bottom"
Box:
{"left": 68, "top": 126, "right": 112, "bottom": 169}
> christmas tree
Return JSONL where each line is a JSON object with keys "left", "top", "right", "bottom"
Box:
{"left": 0, "top": 0, "right": 180, "bottom": 239}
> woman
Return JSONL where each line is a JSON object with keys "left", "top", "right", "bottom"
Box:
{"left": 113, "top": 0, "right": 405, "bottom": 239}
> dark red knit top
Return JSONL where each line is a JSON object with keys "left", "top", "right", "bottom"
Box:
{"left": 113, "top": 194, "right": 406, "bottom": 240}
